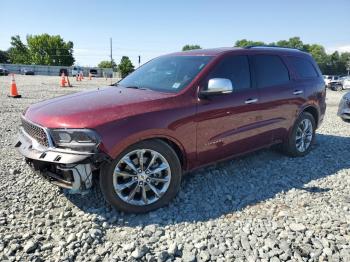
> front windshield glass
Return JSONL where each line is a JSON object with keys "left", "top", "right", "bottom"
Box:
{"left": 117, "top": 55, "right": 213, "bottom": 93}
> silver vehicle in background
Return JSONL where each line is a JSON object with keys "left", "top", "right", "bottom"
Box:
{"left": 338, "top": 92, "right": 350, "bottom": 122}
{"left": 324, "top": 75, "right": 340, "bottom": 88}
{"left": 0, "top": 67, "right": 9, "bottom": 76}
{"left": 330, "top": 76, "right": 350, "bottom": 91}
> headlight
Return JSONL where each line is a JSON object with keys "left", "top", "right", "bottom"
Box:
{"left": 50, "top": 129, "right": 100, "bottom": 152}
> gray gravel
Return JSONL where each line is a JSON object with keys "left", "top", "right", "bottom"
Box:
{"left": 0, "top": 75, "right": 349, "bottom": 261}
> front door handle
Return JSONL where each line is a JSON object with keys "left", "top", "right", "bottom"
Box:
{"left": 293, "top": 90, "right": 303, "bottom": 95}
{"left": 245, "top": 98, "right": 258, "bottom": 104}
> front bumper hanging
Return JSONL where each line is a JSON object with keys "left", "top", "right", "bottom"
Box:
{"left": 15, "top": 127, "right": 98, "bottom": 193}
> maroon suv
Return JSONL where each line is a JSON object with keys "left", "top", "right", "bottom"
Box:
{"left": 16, "top": 47, "right": 326, "bottom": 213}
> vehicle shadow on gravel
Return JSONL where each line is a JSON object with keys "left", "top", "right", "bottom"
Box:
{"left": 65, "top": 133, "right": 350, "bottom": 227}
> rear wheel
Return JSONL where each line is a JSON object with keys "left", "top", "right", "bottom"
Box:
{"left": 283, "top": 112, "right": 316, "bottom": 157}
{"left": 100, "top": 139, "right": 182, "bottom": 213}
{"left": 335, "top": 85, "right": 343, "bottom": 91}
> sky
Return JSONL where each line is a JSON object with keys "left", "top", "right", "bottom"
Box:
{"left": 1, "top": 0, "right": 350, "bottom": 67}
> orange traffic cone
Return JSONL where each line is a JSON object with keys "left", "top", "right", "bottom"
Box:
{"left": 66, "top": 76, "right": 72, "bottom": 87}
{"left": 79, "top": 72, "right": 83, "bottom": 81}
{"left": 60, "top": 73, "right": 66, "bottom": 87}
{"left": 8, "top": 74, "right": 21, "bottom": 98}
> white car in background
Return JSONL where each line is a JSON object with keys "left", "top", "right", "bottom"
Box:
{"left": 330, "top": 76, "right": 350, "bottom": 91}
{"left": 72, "top": 66, "right": 83, "bottom": 77}
{"left": 343, "top": 77, "right": 350, "bottom": 89}
{"left": 323, "top": 75, "right": 340, "bottom": 88}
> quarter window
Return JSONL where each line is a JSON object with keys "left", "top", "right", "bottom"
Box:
{"left": 207, "top": 55, "right": 251, "bottom": 90}
{"left": 289, "top": 56, "right": 318, "bottom": 79}
{"left": 253, "top": 55, "right": 290, "bottom": 88}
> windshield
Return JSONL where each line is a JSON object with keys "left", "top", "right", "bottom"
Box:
{"left": 117, "top": 55, "right": 213, "bottom": 93}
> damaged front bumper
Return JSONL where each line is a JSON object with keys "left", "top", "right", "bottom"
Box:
{"left": 15, "top": 127, "right": 107, "bottom": 193}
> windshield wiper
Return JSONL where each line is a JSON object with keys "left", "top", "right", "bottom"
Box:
{"left": 124, "top": 86, "right": 149, "bottom": 90}
{"left": 113, "top": 83, "right": 150, "bottom": 90}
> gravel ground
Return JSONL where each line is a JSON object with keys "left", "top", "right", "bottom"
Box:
{"left": 0, "top": 75, "right": 349, "bottom": 262}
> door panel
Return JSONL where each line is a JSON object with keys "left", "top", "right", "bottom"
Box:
{"left": 257, "top": 83, "right": 305, "bottom": 142}
{"left": 251, "top": 54, "right": 306, "bottom": 142}
{"left": 195, "top": 55, "right": 272, "bottom": 165}
{"left": 196, "top": 89, "right": 270, "bottom": 165}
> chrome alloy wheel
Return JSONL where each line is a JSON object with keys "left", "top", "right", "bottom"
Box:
{"left": 113, "top": 149, "right": 171, "bottom": 206}
{"left": 295, "top": 118, "right": 313, "bottom": 152}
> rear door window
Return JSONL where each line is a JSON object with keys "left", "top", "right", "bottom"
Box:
{"left": 289, "top": 56, "right": 319, "bottom": 79}
{"left": 253, "top": 55, "right": 290, "bottom": 88}
{"left": 207, "top": 55, "right": 251, "bottom": 90}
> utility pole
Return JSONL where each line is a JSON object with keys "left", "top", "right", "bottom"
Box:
{"left": 138, "top": 55, "right": 141, "bottom": 67}
{"left": 110, "top": 38, "right": 113, "bottom": 72}
{"left": 347, "top": 59, "right": 350, "bottom": 76}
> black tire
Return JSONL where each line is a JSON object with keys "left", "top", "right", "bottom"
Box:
{"left": 335, "top": 85, "right": 342, "bottom": 91}
{"left": 100, "top": 139, "right": 182, "bottom": 213}
{"left": 283, "top": 112, "right": 316, "bottom": 157}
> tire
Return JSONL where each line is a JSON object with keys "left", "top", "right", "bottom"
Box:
{"left": 283, "top": 112, "right": 316, "bottom": 157}
{"left": 100, "top": 139, "right": 182, "bottom": 213}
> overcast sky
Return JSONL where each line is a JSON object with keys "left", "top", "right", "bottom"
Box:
{"left": 1, "top": 0, "right": 349, "bottom": 66}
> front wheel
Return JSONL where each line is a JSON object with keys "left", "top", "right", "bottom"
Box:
{"left": 100, "top": 139, "right": 182, "bottom": 213}
{"left": 283, "top": 112, "right": 316, "bottom": 157}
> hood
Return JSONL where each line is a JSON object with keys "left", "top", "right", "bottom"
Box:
{"left": 24, "top": 86, "right": 174, "bottom": 128}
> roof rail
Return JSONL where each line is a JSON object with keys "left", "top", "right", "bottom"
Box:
{"left": 244, "top": 45, "right": 303, "bottom": 51}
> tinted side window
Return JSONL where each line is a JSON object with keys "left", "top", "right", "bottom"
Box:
{"left": 253, "top": 55, "right": 290, "bottom": 88}
{"left": 208, "top": 55, "right": 250, "bottom": 90}
{"left": 289, "top": 56, "right": 318, "bottom": 79}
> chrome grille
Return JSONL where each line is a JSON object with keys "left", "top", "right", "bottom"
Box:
{"left": 21, "top": 118, "right": 49, "bottom": 147}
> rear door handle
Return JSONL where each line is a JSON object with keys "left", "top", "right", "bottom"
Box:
{"left": 245, "top": 98, "right": 258, "bottom": 104}
{"left": 293, "top": 90, "right": 303, "bottom": 95}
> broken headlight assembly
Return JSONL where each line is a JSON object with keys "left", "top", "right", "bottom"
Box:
{"left": 50, "top": 129, "right": 101, "bottom": 152}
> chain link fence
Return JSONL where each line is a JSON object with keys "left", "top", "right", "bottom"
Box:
{"left": 0, "top": 63, "right": 113, "bottom": 77}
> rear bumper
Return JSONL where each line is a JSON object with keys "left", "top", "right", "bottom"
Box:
{"left": 15, "top": 128, "right": 108, "bottom": 192}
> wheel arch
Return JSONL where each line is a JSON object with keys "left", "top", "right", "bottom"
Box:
{"left": 302, "top": 105, "right": 319, "bottom": 127}
{"left": 107, "top": 134, "right": 188, "bottom": 171}
{"left": 157, "top": 137, "right": 186, "bottom": 169}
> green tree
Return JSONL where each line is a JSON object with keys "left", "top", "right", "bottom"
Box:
{"left": 8, "top": 35, "right": 30, "bottom": 64}
{"left": 339, "top": 52, "right": 350, "bottom": 75}
{"left": 276, "top": 37, "right": 305, "bottom": 50}
{"left": 26, "top": 34, "right": 74, "bottom": 66}
{"left": 98, "top": 60, "right": 117, "bottom": 70}
{"left": 118, "top": 56, "right": 134, "bottom": 78}
{"left": 7, "top": 34, "right": 74, "bottom": 66}
{"left": 233, "top": 37, "right": 350, "bottom": 75}
{"left": 234, "top": 39, "right": 266, "bottom": 47}
{"left": 0, "top": 50, "right": 9, "bottom": 63}
{"left": 182, "top": 45, "right": 202, "bottom": 51}
{"left": 306, "top": 44, "right": 329, "bottom": 73}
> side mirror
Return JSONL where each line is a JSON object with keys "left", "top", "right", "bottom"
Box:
{"left": 199, "top": 78, "right": 233, "bottom": 97}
